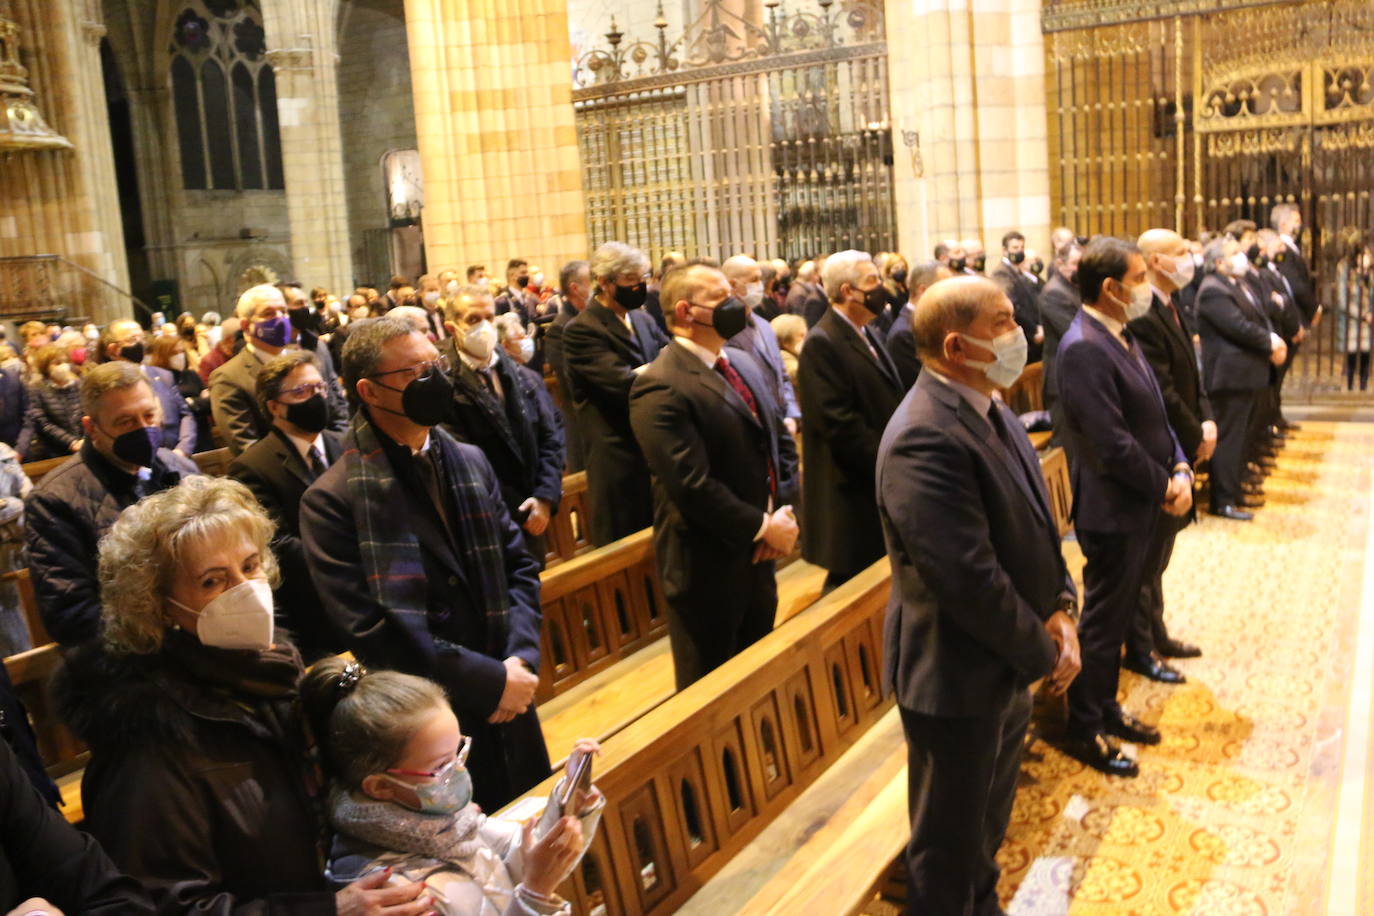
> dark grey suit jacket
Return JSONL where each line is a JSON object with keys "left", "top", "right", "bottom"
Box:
{"left": 877, "top": 372, "right": 1070, "bottom": 716}
{"left": 208, "top": 341, "right": 348, "bottom": 455}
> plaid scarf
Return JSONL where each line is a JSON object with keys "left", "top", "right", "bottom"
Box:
{"left": 346, "top": 411, "right": 511, "bottom": 657}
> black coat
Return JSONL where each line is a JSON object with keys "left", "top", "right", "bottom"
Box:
{"left": 55, "top": 638, "right": 333, "bottom": 915}
{"left": 1038, "top": 272, "right": 1081, "bottom": 412}
{"left": 877, "top": 372, "right": 1071, "bottom": 716}
{"left": 0, "top": 365, "right": 26, "bottom": 454}
{"left": 797, "top": 308, "right": 905, "bottom": 577}
{"left": 1255, "top": 265, "right": 1304, "bottom": 344}
{"left": 543, "top": 296, "right": 585, "bottom": 472}
{"left": 0, "top": 738, "right": 152, "bottom": 914}
{"left": 1127, "top": 290, "right": 1214, "bottom": 462}
{"left": 1196, "top": 273, "right": 1273, "bottom": 394}
{"left": 25, "top": 442, "right": 200, "bottom": 646}
{"left": 884, "top": 303, "right": 922, "bottom": 390}
{"left": 992, "top": 261, "right": 1044, "bottom": 362}
{"left": 21, "top": 380, "right": 82, "bottom": 461}
{"left": 439, "top": 347, "right": 565, "bottom": 522}
{"left": 228, "top": 427, "right": 346, "bottom": 661}
{"left": 1273, "top": 240, "right": 1318, "bottom": 325}
{"left": 299, "top": 429, "right": 549, "bottom": 811}
{"left": 561, "top": 301, "right": 669, "bottom": 545}
{"left": 209, "top": 342, "right": 349, "bottom": 456}
{"left": 630, "top": 343, "right": 800, "bottom": 682}
{"left": 1056, "top": 310, "right": 1186, "bottom": 534}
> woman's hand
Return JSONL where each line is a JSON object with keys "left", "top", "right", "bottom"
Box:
{"left": 7, "top": 899, "right": 65, "bottom": 916}
{"left": 334, "top": 868, "right": 432, "bottom": 916}
{"left": 521, "top": 815, "right": 585, "bottom": 899}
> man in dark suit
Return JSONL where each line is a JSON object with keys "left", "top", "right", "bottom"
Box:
{"left": 438, "top": 285, "right": 565, "bottom": 566}
{"left": 630, "top": 264, "right": 801, "bottom": 688}
{"left": 100, "top": 319, "right": 197, "bottom": 457}
{"left": 1039, "top": 240, "right": 1083, "bottom": 441}
{"left": 1196, "top": 237, "right": 1287, "bottom": 520}
{"left": 300, "top": 317, "right": 547, "bottom": 812}
{"left": 885, "top": 260, "right": 955, "bottom": 389}
{"left": 1271, "top": 203, "right": 1319, "bottom": 352}
{"left": 209, "top": 285, "right": 349, "bottom": 455}
{"left": 878, "top": 276, "right": 1080, "bottom": 916}
{"left": 494, "top": 258, "right": 538, "bottom": 326}
{"left": 1125, "top": 229, "right": 1214, "bottom": 682}
{"left": 991, "top": 231, "right": 1044, "bottom": 362}
{"left": 228, "top": 351, "right": 344, "bottom": 661}
{"left": 723, "top": 255, "right": 802, "bottom": 437}
{"left": 544, "top": 260, "right": 591, "bottom": 472}
{"left": 798, "top": 250, "right": 906, "bottom": 590}
{"left": 1056, "top": 237, "right": 1194, "bottom": 777}
{"left": 643, "top": 252, "right": 685, "bottom": 334}
{"left": 1256, "top": 229, "right": 1306, "bottom": 436}
{"left": 789, "top": 257, "right": 832, "bottom": 328}
{"left": 562, "top": 242, "right": 670, "bottom": 546}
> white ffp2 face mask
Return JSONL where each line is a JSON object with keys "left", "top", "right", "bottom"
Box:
{"left": 959, "top": 326, "right": 1028, "bottom": 388}
{"left": 1120, "top": 281, "right": 1153, "bottom": 322}
{"left": 170, "top": 578, "right": 275, "bottom": 651}
{"left": 463, "top": 320, "right": 498, "bottom": 361}
{"left": 1163, "top": 254, "right": 1194, "bottom": 290}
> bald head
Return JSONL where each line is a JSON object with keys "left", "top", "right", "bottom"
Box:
{"left": 1138, "top": 228, "right": 1191, "bottom": 292}
{"left": 722, "top": 255, "right": 760, "bottom": 283}
{"left": 1138, "top": 229, "right": 1186, "bottom": 258}
{"left": 913, "top": 276, "right": 1009, "bottom": 365}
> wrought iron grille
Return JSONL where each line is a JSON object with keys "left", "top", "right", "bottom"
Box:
{"left": 572, "top": 0, "right": 895, "bottom": 265}
{"left": 1042, "top": 0, "right": 1374, "bottom": 394}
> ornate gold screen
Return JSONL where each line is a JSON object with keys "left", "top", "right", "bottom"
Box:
{"left": 1043, "top": 0, "right": 1374, "bottom": 390}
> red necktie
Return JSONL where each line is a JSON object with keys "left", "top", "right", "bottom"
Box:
{"left": 715, "top": 355, "right": 776, "bottom": 499}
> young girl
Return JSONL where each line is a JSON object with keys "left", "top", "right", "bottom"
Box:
{"left": 302, "top": 657, "right": 604, "bottom": 916}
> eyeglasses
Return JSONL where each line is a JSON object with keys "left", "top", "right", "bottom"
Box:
{"left": 368, "top": 354, "right": 450, "bottom": 383}
{"left": 279, "top": 381, "right": 326, "bottom": 400}
{"left": 385, "top": 735, "right": 471, "bottom": 780}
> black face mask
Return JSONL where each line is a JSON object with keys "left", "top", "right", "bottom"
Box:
{"left": 1247, "top": 244, "right": 1262, "bottom": 264}
{"left": 972, "top": 256, "right": 987, "bottom": 272}
{"left": 1030, "top": 259, "right": 1045, "bottom": 276}
{"left": 108, "top": 425, "right": 160, "bottom": 468}
{"left": 891, "top": 268, "right": 908, "bottom": 285}
{"left": 858, "top": 284, "right": 887, "bottom": 316}
{"left": 119, "top": 342, "right": 145, "bottom": 364}
{"left": 777, "top": 277, "right": 791, "bottom": 294}
{"left": 694, "top": 297, "right": 748, "bottom": 339}
{"left": 1009, "top": 251, "right": 1026, "bottom": 265}
{"left": 613, "top": 282, "right": 648, "bottom": 310}
{"left": 949, "top": 257, "right": 966, "bottom": 272}
{"left": 283, "top": 393, "right": 329, "bottom": 434}
{"left": 289, "top": 306, "right": 320, "bottom": 333}
{"left": 516, "top": 275, "right": 530, "bottom": 289}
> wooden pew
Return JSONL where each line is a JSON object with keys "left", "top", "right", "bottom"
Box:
{"left": 497, "top": 562, "right": 894, "bottom": 916}
{"left": 543, "top": 470, "right": 592, "bottom": 569}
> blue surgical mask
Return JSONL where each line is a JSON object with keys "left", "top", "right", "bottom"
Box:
{"left": 382, "top": 757, "right": 473, "bottom": 815}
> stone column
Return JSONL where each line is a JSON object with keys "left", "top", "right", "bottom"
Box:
{"left": 403, "top": 0, "right": 588, "bottom": 274}
{"left": 259, "top": 0, "right": 353, "bottom": 292}
{"left": 0, "top": 0, "right": 131, "bottom": 324}
{"left": 884, "top": 0, "right": 1051, "bottom": 260}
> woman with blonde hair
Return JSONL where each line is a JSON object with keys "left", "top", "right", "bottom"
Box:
{"left": 56, "top": 476, "right": 431, "bottom": 916}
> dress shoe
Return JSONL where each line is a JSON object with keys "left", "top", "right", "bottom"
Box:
{"left": 1213, "top": 504, "right": 1254, "bottom": 521}
{"left": 1106, "top": 711, "right": 1162, "bottom": 745}
{"left": 1124, "top": 654, "right": 1187, "bottom": 684}
{"left": 1061, "top": 733, "right": 1139, "bottom": 777}
{"left": 1240, "top": 494, "right": 1265, "bottom": 508}
{"left": 1157, "top": 638, "right": 1202, "bottom": 659}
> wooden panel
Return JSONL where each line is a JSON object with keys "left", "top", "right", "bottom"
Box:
{"left": 665, "top": 747, "right": 719, "bottom": 869}
{"left": 843, "top": 620, "right": 883, "bottom": 718}
{"left": 783, "top": 669, "right": 822, "bottom": 773}
{"left": 617, "top": 781, "right": 677, "bottom": 912}
{"left": 712, "top": 717, "right": 756, "bottom": 836}
{"left": 749, "top": 692, "right": 792, "bottom": 802}
{"left": 570, "top": 818, "right": 625, "bottom": 916}
{"left": 824, "top": 641, "right": 857, "bottom": 738}
{"left": 1039, "top": 446, "right": 1074, "bottom": 537}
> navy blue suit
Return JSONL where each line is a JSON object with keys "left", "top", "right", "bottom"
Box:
{"left": 877, "top": 371, "right": 1072, "bottom": 914}
{"left": 144, "top": 365, "right": 197, "bottom": 455}
{"left": 1056, "top": 309, "right": 1185, "bottom": 737}
{"left": 728, "top": 310, "right": 801, "bottom": 421}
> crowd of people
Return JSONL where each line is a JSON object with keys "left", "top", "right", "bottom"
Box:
{"left": 0, "top": 202, "right": 1329, "bottom": 915}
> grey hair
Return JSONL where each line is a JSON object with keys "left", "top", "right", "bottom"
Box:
{"left": 589, "top": 242, "right": 649, "bottom": 283}
{"left": 1202, "top": 237, "right": 1235, "bottom": 272}
{"left": 559, "top": 259, "right": 590, "bottom": 295}
{"left": 340, "top": 316, "right": 417, "bottom": 393}
{"left": 201, "top": 311, "right": 222, "bottom": 327}
{"left": 1270, "top": 202, "right": 1300, "bottom": 231}
{"left": 821, "top": 249, "right": 874, "bottom": 301}
{"left": 79, "top": 360, "right": 158, "bottom": 421}
{"left": 493, "top": 313, "right": 526, "bottom": 342}
{"left": 235, "top": 283, "right": 285, "bottom": 321}
{"left": 909, "top": 260, "right": 945, "bottom": 295}
{"left": 385, "top": 305, "right": 430, "bottom": 334}
{"left": 99, "top": 476, "right": 280, "bottom": 656}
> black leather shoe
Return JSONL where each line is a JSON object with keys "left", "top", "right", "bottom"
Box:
{"left": 1061, "top": 733, "right": 1139, "bottom": 777}
{"left": 1106, "top": 711, "right": 1162, "bottom": 745}
{"left": 1157, "top": 638, "right": 1202, "bottom": 659}
{"left": 1213, "top": 504, "right": 1254, "bottom": 521}
{"left": 1124, "top": 654, "right": 1187, "bottom": 684}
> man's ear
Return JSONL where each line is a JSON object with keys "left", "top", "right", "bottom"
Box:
{"left": 81, "top": 415, "right": 94, "bottom": 438}
{"left": 355, "top": 378, "right": 375, "bottom": 407}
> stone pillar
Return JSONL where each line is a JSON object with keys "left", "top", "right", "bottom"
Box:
{"left": 259, "top": 0, "right": 353, "bottom": 292}
{"left": 884, "top": 0, "right": 1051, "bottom": 260}
{"left": 403, "top": 0, "right": 588, "bottom": 275}
{"left": 0, "top": 0, "right": 131, "bottom": 324}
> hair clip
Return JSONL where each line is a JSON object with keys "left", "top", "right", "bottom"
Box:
{"left": 338, "top": 661, "right": 366, "bottom": 694}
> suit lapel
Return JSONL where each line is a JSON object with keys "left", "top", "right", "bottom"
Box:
{"left": 830, "top": 310, "right": 900, "bottom": 392}
{"left": 269, "top": 428, "right": 314, "bottom": 488}
{"left": 675, "top": 343, "right": 759, "bottom": 428}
